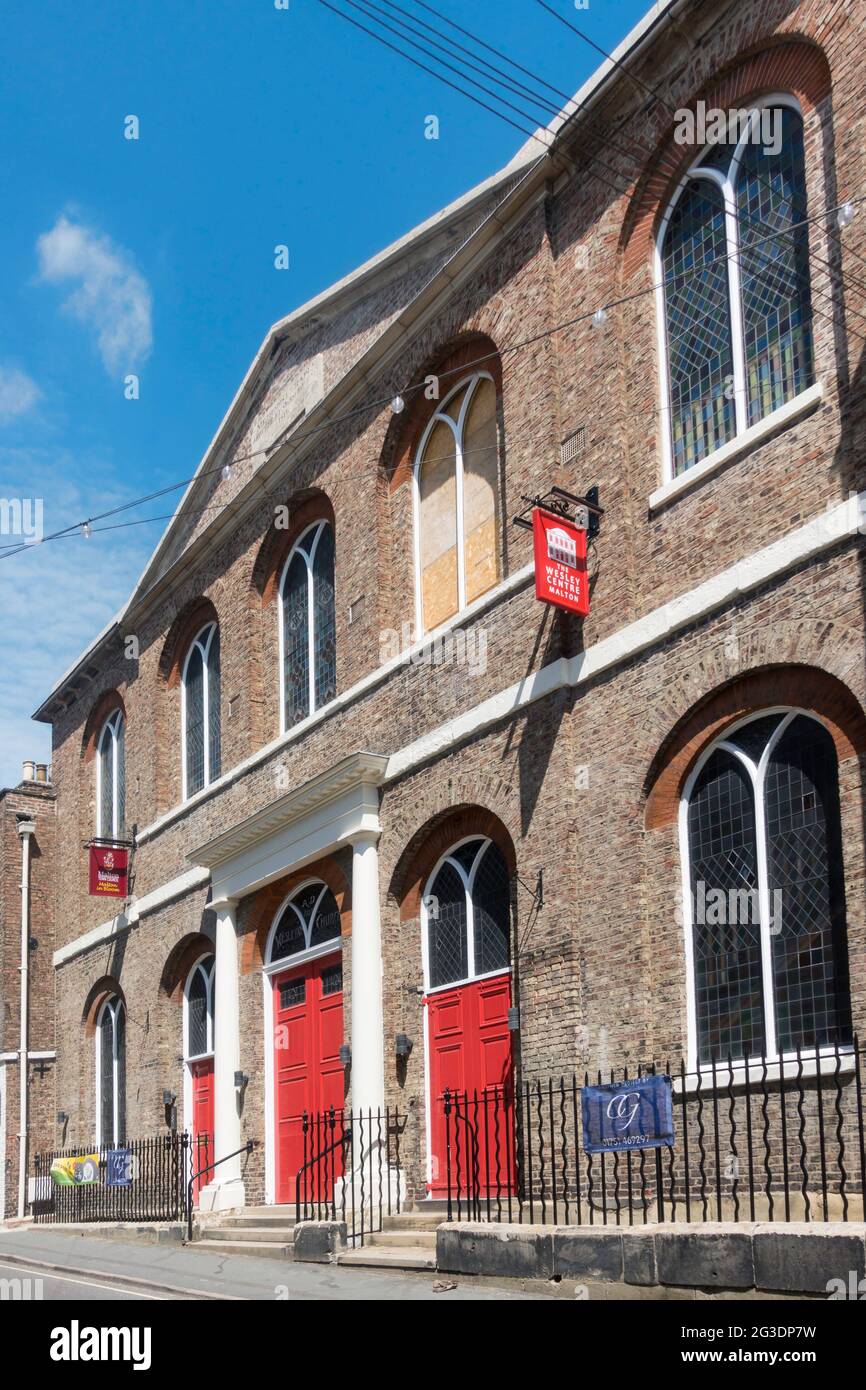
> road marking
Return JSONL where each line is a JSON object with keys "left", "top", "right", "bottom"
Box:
{"left": 0, "top": 1259, "right": 164, "bottom": 1299}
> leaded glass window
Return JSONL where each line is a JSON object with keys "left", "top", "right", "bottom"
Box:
{"left": 183, "top": 623, "right": 221, "bottom": 797}
{"left": 268, "top": 882, "right": 342, "bottom": 965}
{"left": 280, "top": 522, "right": 336, "bottom": 729}
{"left": 186, "top": 956, "right": 214, "bottom": 1059}
{"left": 96, "top": 996, "right": 126, "bottom": 1146}
{"left": 660, "top": 102, "right": 813, "bottom": 478}
{"left": 414, "top": 374, "right": 500, "bottom": 633}
{"left": 684, "top": 711, "right": 851, "bottom": 1064}
{"left": 424, "top": 838, "right": 511, "bottom": 989}
{"left": 96, "top": 710, "right": 125, "bottom": 839}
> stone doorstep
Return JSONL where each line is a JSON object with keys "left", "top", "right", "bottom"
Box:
{"left": 435, "top": 1221, "right": 866, "bottom": 1295}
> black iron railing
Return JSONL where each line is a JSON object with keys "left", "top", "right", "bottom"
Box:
{"left": 186, "top": 1140, "right": 256, "bottom": 1241}
{"left": 295, "top": 1106, "right": 406, "bottom": 1246}
{"left": 31, "top": 1132, "right": 210, "bottom": 1224}
{"left": 441, "top": 1038, "right": 866, "bottom": 1226}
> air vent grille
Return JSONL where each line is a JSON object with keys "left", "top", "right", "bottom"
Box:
{"left": 560, "top": 425, "right": 586, "bottom": 466}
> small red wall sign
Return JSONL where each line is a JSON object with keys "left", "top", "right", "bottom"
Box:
{"left": 88, "top": 845, "right": 129, "bottom": 898}
{"left": 532, "top": 507, "right": 590, "bottom": 616}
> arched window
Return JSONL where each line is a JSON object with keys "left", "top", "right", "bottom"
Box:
{"left": 96, "top": 710, "right": 125, "bottom": 839}
{"left": 267, "top": 881, "right": 342, "bottom": 967}
{"left": 279, "top": 522, "right": 336, "bottom": 731}
{"left": 184, "top": 955, "right": 214, "bottom": 1059}
{"left": 682, "top": 711, "right": 851, "bottom": 1066}
{"left": 413, "top": 374, "right": 499, "bottom": 633}
{"left": 422, "top": 837, "right": 511, "bottom": 990}
{"left": 182, "top": 622, "right": 221, "bottom": 797}
{"left": 658, "top": 100, "right": 813, "bottom": 479}
{"left": 95, "top": 996, "right": 126, "bottom": 1146}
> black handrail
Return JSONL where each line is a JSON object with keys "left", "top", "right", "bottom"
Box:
{"left": 186, "top": 1140, "right": 256, "bottom": 1241}
{"left": 295, "top": 1116, "right": 348, "bottom": 1223}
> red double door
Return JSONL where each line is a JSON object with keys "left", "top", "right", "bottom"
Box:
{"left": 273, "top": 954, "right": 344, "bottom": 1205}
{"left": 426, "top": 972, "right": 515, "bottom": 1198}
{"left": 190, "top": 1059, "right": 214, "bottom": 1204}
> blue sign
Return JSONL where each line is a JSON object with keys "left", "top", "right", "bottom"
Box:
{"left": 106, "top": 1148, "right": 134, "bottom": 1187}
{"left": 581, "top": 1074, "right": 674, "bottom": 1154}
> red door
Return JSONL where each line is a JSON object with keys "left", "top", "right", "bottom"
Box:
{"left": 273, "top": 954, "right": 344, "bottom": 1204}
{"left": 190, "top": 1059, "right": 214, "bottom": 1204}
{"left": 426, "top": 972, "right": 514, "bottom": 1198}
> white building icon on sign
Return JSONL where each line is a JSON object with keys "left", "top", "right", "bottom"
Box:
{"left": 547, "top": 526, "right": 577, "bottom": 568}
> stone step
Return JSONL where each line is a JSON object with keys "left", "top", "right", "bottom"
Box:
{"left": 216, "top": 1212, "right": 299, "bottom": 1229}
{"left": 338, "top": 1245, "right": 436, "bottom": 1271}
{"left": 203, "top": 1225, "right": 296, "bottom": 1244}
{"left": 382, "top": 1213, "right": 442, "bottom": 1232}
{"left": 193, "top": 1238, "right": 294, "bottom": 1261}
{"left": 365, "top": 1228, "right": 437, "bottom": 1248}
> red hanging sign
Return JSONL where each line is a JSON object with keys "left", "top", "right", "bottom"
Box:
{"left": 532, "top": 507, "right": 590, "bottom": 615}
{"left": 88, "top": 845, "right": 129, "bottom": 898}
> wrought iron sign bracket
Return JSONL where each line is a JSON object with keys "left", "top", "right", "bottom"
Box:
{"left": 512, "top": 485, "right": 603, "bottom": 541}
{"left": 516, "top": 869, "right": 544, "bottom": 911}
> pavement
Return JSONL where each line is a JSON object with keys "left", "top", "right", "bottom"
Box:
{"left": 0, "top": 1227, "right": 549, "bottom": 1301}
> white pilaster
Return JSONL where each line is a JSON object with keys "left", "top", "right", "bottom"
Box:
{"left": 200, "top": 896, "right": 245, "bottom": 1212}
{"left": 350, "top": 831, "right": 385, "bottom": 1114}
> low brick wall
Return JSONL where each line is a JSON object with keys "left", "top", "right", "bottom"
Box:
{"left": 436, "top": 1222, "right": 866, "bottom": 1296}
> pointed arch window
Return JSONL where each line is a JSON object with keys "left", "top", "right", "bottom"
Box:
{"left": 413, "top": 374, "right": 500, "bottom": 633}
{"left": 96, "top": 996, "right": 126, "bottom": 1146}
{"left": 182, "top": 622, "right": 221, "bottom": 798}
{"left": 96, "top": 710, "right": 125, "bottom": 839}
{"left": 184, "top": 955, "right": 215, "bottom": 1060}
{"left": 267, "top": 881, "right": 342, "bottom": 967}
{"left": 682, "top": 711, "right": 851, "bottom": 1066}
{"left": 657, "top": 100, "right": 814, "bottom": 480}
{"left": 279, "top": 521, "right": 336, "bottom": 731}
{"left": 422, "top": 837, "right": 511, "bottom": 991}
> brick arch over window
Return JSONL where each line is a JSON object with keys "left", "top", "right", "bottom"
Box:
{"left": 83, "top": 976, "right": 126, "bottom": 1038}
{"left": 158, "top": 596, "right": 220, "bottom": 693}
{"left": 619, "top": 39, "right": 832, "bottom": 282}
{"left": 251, "top": 489, "right": 336, "bottom": 610}
{"left": 160, "top": 932, "right": 215, "bottom": 1006}
{"left": 81, "top": 690, "right": 126, "bottom": 765}
{"left": 390, "top": 805, "right": 517, "bottom": 926}
{"left": 644, "top": 665, "right": 866, "bottom": 832}
{"left": 240, "top": 853, "right": 352, "bottom": 975}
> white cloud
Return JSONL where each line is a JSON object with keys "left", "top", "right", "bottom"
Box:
{"left": 36, "top": 215, "right": 153, "bottom": 375}
{"left": 0, "top": 366, "right": 40, "bottom": 423}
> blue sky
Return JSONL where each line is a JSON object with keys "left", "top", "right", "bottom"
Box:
{"left": 0, "top": 0, "right": 649, "bottom": 786}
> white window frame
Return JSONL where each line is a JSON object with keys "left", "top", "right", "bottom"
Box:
{"left": 678, "top": 706, "right": 846, "bottom": 1073}
{"left": 181, "top": 621, "right": 219, "bottom": 800}
{"left": 412, "top": 372, "right": 498, "bottom": 636}
{"left": 277, "top": 521, "right": 334, "bottom": 735}
{"left": 183, "top": 955, "right": 215, "bottom": 1062}
{"left": 95, "top": 710, "right": 124, "bottom": 840}
{"left": 263, "top": 879, "right": 342, "bottom": 975}
{"left": 94, "top": 996, "right": 125, "bottom": 1147}
{"left": 654, "top": 94, "right": 810, "bottom": 486}
{"left": 420, "top": 835, "right": 511, "bottom": 997}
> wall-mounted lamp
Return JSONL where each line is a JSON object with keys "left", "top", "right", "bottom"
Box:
{"left": 162, "top": 1089, "right": 176, "bottom": 1108}
{"left": 56, "top": 1111, "right": 68, "bottom": 1126}
{"left": 395, "top": 1033, "right": 413, "bottom": 1058}
{"left": 234, "top": 1071, "right": 248, "bottom": 1091}
{"left": 507, "top": 1007, "right": 521, "bottom": 1033}
{"left": 338, "top": 1044, "right": 352, "bottom": 1066}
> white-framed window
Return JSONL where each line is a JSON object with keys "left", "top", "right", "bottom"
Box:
{"left": 422, "top": 836, "right": 511, "bottom": 993}
{"left": 96, "top": 710, "right": 125, "bottom": 839}
{"left": 184, "top": 955, "right": 215, "bottom": 1060}
{"left": 413, "top": 373, "right": 500, "bottom": 634}
{"left": 278, "top": 521, "right": 336, "bottom": 732}
{"left": 266, "top": 880, "right": 342, "bottom": 970}
{"left": 679, "top": 709, "right": 851, "bottom": 1069}
{"left": 182, "top": 622, "right": 221, "bottom": 798}
{"left": 95, "top": 996, "right": 126, "bottom": 1147}
{"left": 655, "top": 97, "right": 814, "bottom": 481}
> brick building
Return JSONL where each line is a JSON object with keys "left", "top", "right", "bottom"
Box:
{"left": 4, "top": 0, "right": 866, "bottom": 1217}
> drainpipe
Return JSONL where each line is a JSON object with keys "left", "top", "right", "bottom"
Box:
{"left": 16, "top": 815, "right": 36, "bottom": 1219}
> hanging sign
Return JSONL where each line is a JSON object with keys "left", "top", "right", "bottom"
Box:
{"left": 532, "top": 507, "right": 590, "bottom": 616}
{"left": 88, "top": 845, "right": 129, "bottom": 898}
{"left": 581, "top": 1074, "right": 674, "bottom": 1154}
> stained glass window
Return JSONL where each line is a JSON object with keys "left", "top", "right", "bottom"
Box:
{"left": 269, "top": 882, "right": 342, "bottom": 965}
{"left": 661, "top": 103, "right": 813, "bottom": 477}
{"left": 685, "top": 712, "right": 850, "bottom": 1063}
{"left": 183, "top": 623, "right": 220, "bottom": 796}
{"left": 425, "top": 838, "right": 511, "bottom": 989}
{"left": 97, "top": 711, "right": 125, "bottom": 839}
{"left": 280, "top": 522, "right": 336, "bottom": 729}
{"left": 416, "top": 375, "right": 500, "bottom": 631}
{"left": 186, "top": 956, "right": 214, "bottom": 1058}
{"left": 97, "top": 997, "right": 126, "bottom": 1146}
